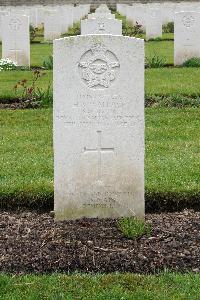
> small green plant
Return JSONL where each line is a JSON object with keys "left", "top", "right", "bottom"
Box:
{"left": 43, "top": 55, "right": 53, "bottom": 70}
{"left": 117, "top": 217, "right": 152, "bottom": 239}
{"left": 30, "top": 24, "right": 38, "bottom": 42}
{"left": 182, "top": 57, "right": 200, "bottom": 67}
{"left": 14, "top": 70, "right": 52, "bottom": 107}
{"left": 37, "top": 83, "right": 53, "bottom": 106}
{"left": 118, "top": 217, "right": 152, "bottom": 239}
{"left": 146, "top": 54, "right": 166, "bottom": 68}
{"left": 163, "top": 22, "right": 174, "bottom": 33}
{"left": 0, "top": 58, "right": 18, "bottom": 71}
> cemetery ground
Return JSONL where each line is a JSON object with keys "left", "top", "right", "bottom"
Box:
{"left": 0, "top": 17, "right": 200, "bottom": 298}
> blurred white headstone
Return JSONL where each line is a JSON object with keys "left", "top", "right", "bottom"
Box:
{"left": 174, "top": 11, "right": 200, "bottom": 65}
{"left": 2, "top": 14, "right": 30, "bottom": 66}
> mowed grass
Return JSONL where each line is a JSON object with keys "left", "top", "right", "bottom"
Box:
{"left": 0, "top": 108, "right": 199, "bottom": 210}
{"left": 0, "top": 109, "right": 53, "bottom": 208}
{"left": 146, "top": 67, "right": 200, "bottom": 96}
{"left": 146, "top": 107, "right": 200, "bottom": 209}
{"left": 145, "top": 40, "right": 174, "bottom": 65}
{"left": 0, "top": 272, "right": 199, "bottom": 300}
{"left": 1, "top": 68, "right": 200, "bottom": 101}
{"left": 30, "top": 43, "right": 53, "bottom": 67}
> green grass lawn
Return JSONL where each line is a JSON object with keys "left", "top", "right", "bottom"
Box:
{"left": 145, "top": 40, "right": 173, "bottom": 65}
{"left": 1, "top": 108, "right": 199, "bottom": 210}
{"left": 146, "top": 67, "right": 200, "bottom": 97}
{"left": 30, "top": 43, "right": 53, "bottom": 67}
{"left": 1, "top": 68, "right": 200, "bottom": 102}
{"left": 0, "top": 272, "right": 199, "bottom": 300}
{"left": 146, "top": 107, "right": 199, "bottom": 209}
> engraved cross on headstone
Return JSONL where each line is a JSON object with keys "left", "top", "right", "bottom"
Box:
{"left": 84, "top": 131, "right": 114, "bottom": 181}
{"left": 9, "top": 49, "right": 22, "bottom": 63}
{"left": 9, "top": 18, "right": 21, "bottom": 31}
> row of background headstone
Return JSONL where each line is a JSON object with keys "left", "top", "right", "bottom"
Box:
{"left": 117, "top": 2, "right": 200, "bottom": 25}
{"left": 1, "top": 1, "right": 200, "bottom": 26}
{"left": 81, "top": 3, "right": 200, "bottom": 65}
{"left": 81, "top": 3, "right": 122, "bottom": 35}
{"left": 0, "top": 0, "right": 198, "bottom": 8}
{"left": 0, "top": 4, "right": 90, "bottom": 37}
{"left": 117, "top": 2, "right": 200, "bottom": 64}
{"left": 0, "top": 4, "right": 90, "bottom": 66}
{"left": 1, "top": 2, "right": 200, "bottom": 66}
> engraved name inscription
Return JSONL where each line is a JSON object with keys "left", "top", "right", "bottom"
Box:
{"left": 80, "top": 191, "right": 135, "bottom": 212}
{"left": 56, "top": 92, "right": 142, "bottom": 127}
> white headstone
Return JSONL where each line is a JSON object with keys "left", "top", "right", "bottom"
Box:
{"left": 175, "top": 2, "right": 195, "bottom": 13}
{"left": 73, "top": 6, "right": 82, "bottom": 23}
{"left": 0, "top": 11, "right": 9, "bottom": 41}
{"left": 81, "top": 18, "right": 122, "bottom": 35}
{"left": 146, "top": 7, "right": 162, "bottom": 40}
{"left": 60, "top": 5, "right": 73, "bottom": 34}
{"left": 117, "top": 4, "right": 128, "bottom": 16}
{"left": 174, "top": 11, "right": 200, "bottom": 65}
{"left": 37, "top": 7, "right": 45, "bottom": 25}
{"left": 44, "top": 10, "right": 61, "bottom": 41}
{"left": 132, "top": 4, "right": 146, "bottom": 29}
{"left": 2, "top": 14, "right": 30, "bottom": 66}
{"left": 54, "top": 35, "right": 144, "bottom": 220}
{"left": 162, "top": 2, "right": 176, "bottom": 24}
{"left": 29, "top": 7, "right": 38, "bottom": 27}
{"left": 96, "top": 4, "right": 110, "bottom": 14}
{"left": 126, "top": 6, "right": 134, "bottom": 24}
{"left": 88, "top": 12, "right": 115, "bottom": 20}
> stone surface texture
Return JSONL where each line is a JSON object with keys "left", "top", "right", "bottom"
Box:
{"left": 54, "top": 35, "right": 144, "bottom": 220}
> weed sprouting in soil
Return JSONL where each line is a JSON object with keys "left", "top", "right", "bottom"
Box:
{"left": 117, "top": 217, "right": 152, "bottom": 239}
{"left": 146, "top": 54, "right": 167, "bottom": 68}
{"left": 14, "top": 70, "right": 52, "bottom": 107}
{"left": 43, "top": 55, "right": 53, "bottom": 70}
